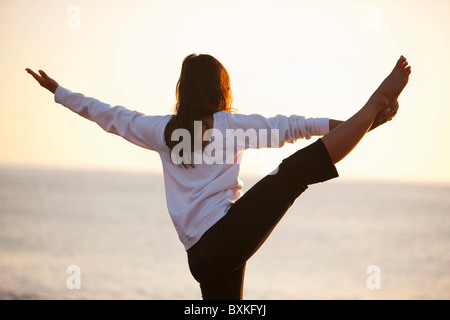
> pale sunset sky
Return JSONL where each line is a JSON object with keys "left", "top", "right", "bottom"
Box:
{"left": 1, "top": 0, "right": 449, "bottom": 184}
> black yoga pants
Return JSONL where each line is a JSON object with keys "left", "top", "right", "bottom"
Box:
{"left": 187, "top": 138, "right": 339, "bottom": 300}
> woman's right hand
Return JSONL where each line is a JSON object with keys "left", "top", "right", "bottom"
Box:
{"left": 369, "top": 101, "right": 399, "bottom": 131}
{"left": 25, "top": 68, "right": 59, "bottom": 94}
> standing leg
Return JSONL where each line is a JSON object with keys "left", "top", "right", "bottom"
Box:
{"left": 188, "top": 138, "right": 338, "bottom": 299}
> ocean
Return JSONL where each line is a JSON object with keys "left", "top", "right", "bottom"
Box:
{"left": 0, "top": 166, "right": 449, "bottom": 300}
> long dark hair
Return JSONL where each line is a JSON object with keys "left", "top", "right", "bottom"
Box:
{"left": 164, "top": 54, "right": 233, "bottom": 164}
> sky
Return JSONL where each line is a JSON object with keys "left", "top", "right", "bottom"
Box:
{"left": 1, "top": 0, "right": 449, "bottom": 184}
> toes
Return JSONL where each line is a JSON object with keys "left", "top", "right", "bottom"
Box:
{"left": 396, "top": 55, "right": 406, "bottom": 68}
{"left": 405, "top": 65, "right": 412, "bottom": 74}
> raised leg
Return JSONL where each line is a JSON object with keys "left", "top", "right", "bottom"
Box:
{"left": 322, "top": 56, "right": 411, "bottom": 164}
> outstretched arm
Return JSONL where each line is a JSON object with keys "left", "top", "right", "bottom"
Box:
{"left": 25, "top": 68, "right": 169, "bottom": 151}
{"left": 329, "top": 101, "right": 399, "bottom": 133}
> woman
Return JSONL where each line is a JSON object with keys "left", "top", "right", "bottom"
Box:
{"left": 26, "top": 54, "right": 411, "bottom": 299}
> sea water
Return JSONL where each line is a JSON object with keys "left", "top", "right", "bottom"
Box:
{"left": 0, "top": 166, "right": 449, "bottom": 299}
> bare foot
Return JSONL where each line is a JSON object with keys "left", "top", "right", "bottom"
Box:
{"left": 374, "top": 55, "right": 411, "bottom": 106}
{"left": 363, "top": 55, "right": 411, "bottom": 117}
